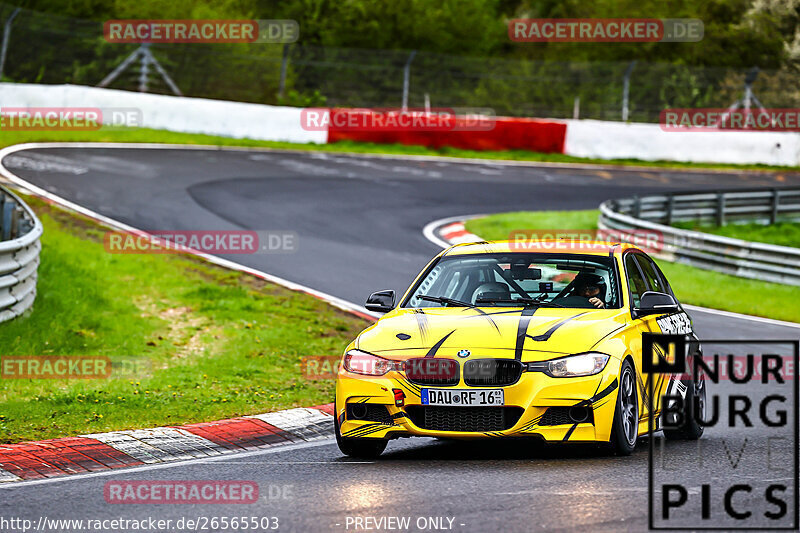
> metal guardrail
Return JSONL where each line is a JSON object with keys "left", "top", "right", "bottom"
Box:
{"left": 599, "top": 187, "right": 800, "bottom": 286}
{"left": 0, "top": 184, "right": 41, "bottom": 323}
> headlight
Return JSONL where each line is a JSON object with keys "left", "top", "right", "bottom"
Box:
{"left": 545, "top": 352, "right": 610, "bottom": 378}
{"left": 343, "top": 349, "right": 403, "bottom": 376}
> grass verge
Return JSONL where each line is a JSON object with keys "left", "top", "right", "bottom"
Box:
{"left": 0, "top": 127, "right": 798, "bottom": 173}
{"left": 0, "top": 196, "right": 368, "bottom": 443}
{"left": 673, "top": 220, "right": 800, "bottom": 248}
{"left": 465, "top": 210, "right": 800, "bottom": 323}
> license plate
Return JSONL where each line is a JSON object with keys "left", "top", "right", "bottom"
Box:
{"left": 421, "top": 388, "right": 504, "bottom": 406}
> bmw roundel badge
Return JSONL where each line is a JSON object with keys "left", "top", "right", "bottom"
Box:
{"left": 457, "top": 349, "right": 471, "bottom": 358}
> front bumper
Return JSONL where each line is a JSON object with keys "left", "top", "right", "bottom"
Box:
{"left": 335, "top": 357, "right": 622, "bottom": 442}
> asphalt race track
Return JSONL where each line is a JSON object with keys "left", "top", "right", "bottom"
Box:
{"left": 1, "top": 146, "right": 799, "bottom": 532}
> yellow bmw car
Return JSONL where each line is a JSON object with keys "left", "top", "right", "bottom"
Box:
{"left": 334, "top": 241, "right": 705, "bottom": 457}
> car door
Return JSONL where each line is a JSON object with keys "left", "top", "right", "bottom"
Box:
{"left": 623, "top": 252, "right": 670, "bottom": 426}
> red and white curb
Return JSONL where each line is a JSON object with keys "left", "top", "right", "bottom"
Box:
{"left": 438, "top": 222, "right": 482, "bottom": 245}
{"left": 0, "top": 404, "right": 335, "bottom": 483}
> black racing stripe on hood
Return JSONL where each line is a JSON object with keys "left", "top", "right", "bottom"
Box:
{"left": 514, "top": 307, "right": 538, "bottom": 361}
{"left": 459, "top": 307, "right": 501, "bottom": 333}
{"left": 527, "top": 312, "right": 590, "bottom": 342}
{"left": 425, "top": 330, "right": 456, "bottom": 358}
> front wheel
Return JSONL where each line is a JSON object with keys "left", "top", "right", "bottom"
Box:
{"left": 334, "top": 402, "right": 387, "bottom": 458}
{"left": 663, "top": 369, "right": 705, "bottom": 440}
{"left": 607, "top": 359, "right": 639, "bottom": 456}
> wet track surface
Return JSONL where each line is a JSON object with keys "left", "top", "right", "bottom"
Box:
{"left": 1, "top": 146, "right": 799, "bottom": 531}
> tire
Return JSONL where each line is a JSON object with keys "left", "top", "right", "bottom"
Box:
{"left": 607, "top": 359, "right": 639, "bottom": 456}
{"left": 334, "top": 401, "right": 388, "bottom": 458}
{"left": 663, "top": 368, "right": 706, "bottom": 440}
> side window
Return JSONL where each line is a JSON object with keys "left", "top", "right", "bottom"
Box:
{"left": 635, "top": 254, "right": 666, "bottom": 294}
{"left": 624, "top": 254, "right": 648, "bottom": 308}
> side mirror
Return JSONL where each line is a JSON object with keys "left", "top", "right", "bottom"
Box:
{"left": 366, "top": 290, "right": 395, "bottom": 313}
{"left": 635, "top": 291, "right": 680, "bottom": 317}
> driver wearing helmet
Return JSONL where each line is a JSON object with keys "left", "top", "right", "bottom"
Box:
{"left": 554, "top": 273, "right": 607, "bottom": 309}
{"left": 575, "top": 274, "right": 606, "bottom": 309}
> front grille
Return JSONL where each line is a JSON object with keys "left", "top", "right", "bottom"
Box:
{"left": 404, "top": 358, "right": 459, "bottom": 386}
{"left": 405, "top": 406, "right": 524, "bottom": 432}
{"left": 464, "top": 359, "right": 524, "bottom": 386}
{"left": 539, "top": 406, "right": 595, "bottom": 426}
{"left": 347, "top": 404, "right": 394, "bottom": 425}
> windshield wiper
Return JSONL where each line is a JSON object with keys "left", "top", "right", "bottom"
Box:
{"left": 416, "top": 295, "right": 475, "bottom": 308}
{"left": 476, "top": 297, "right": 565, "bottom": 308}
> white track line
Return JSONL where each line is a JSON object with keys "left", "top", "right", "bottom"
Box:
{"left": 423, "top": 214, "right": 800, "bottom": 330}
{"left": 0, "top": 143, "right": 379, "bottom": 321}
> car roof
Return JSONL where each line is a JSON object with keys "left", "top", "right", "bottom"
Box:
{"left": 443, "top": 240, "right": 641, "bottom": 257}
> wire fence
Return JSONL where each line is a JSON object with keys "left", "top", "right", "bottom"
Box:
{"left": 3, "top": 2, "right": 800, "bottom": 122}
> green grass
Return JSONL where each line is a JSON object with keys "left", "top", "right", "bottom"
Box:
{"left": 673, "top": 221, "right": 800, "bottom": 248}
{"left": 1, "top": 127, "right": 798, "bottom": 172}
{"left": 0, "top": 197, "right": 368, "bottom": 443}
{"left": 466, "top": 210, "right": 800, "bottom": 323}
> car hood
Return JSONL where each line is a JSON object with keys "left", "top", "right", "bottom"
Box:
{"left": 356, "top": 306, "right": 629, "bottom": 361}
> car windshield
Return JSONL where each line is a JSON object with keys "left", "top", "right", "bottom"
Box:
{"left": 405, "top": 252, "right": 620, "bottom": 309}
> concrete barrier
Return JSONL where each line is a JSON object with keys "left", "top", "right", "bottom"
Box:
{"left": 0, "top": 83, "right": 326, "bottom": 144}
{"left": 563, "top": 119, "right": 800, "bottom": 166}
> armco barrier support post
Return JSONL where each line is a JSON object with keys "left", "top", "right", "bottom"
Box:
{"left": 665, "top": 194, "right": 675, "bottom": 225}
{"left": 10, "top": 206, "right": 20, "bottom": 239}
{"left": 2, "top": 200, "right": 12, "bottom": 240}
{"left": 716, "top": 192, "right": 726, "bottom": 226}
{"left": 632, "top": 196, "right": 641, "bottom": 218}
{"left": 771, "top": 189, "right": 780, "bottom": 224}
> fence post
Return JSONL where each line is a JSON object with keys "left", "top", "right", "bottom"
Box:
{"left": 770, "top": 188, "right": 779, "bottom": 224}
{"left": 402, "top": 50, "right": 417, "bottom": 111}
{"left": 0, "top": 7, "right": 21, "bottom": 81}
{"left": 622, "top": 60, "right": 637, "bottom": 122}
{"left": 632, "top": 195, "right": 641, "bottom": 218}
{"left": 278, "top": 43, "right": 290, "bottom": 99}
{"left": 716, "top": 192, "right": 726, "bottom": 226}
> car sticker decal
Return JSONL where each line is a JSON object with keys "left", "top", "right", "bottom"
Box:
{"left": 424, "top": 330, "right": 456, "bottom": 358}
{"left": 563, "top": 378, "right": 619, "bottom": 441}
{"left": 343, "top": 423, "right": 394, "bottom": 438}
{"left": 396, "top": 333, "right": 411, "bottom": 341}
{"left": 412, "top": 309, "right": 430, "bottom": 343}
{"left": 527, "top": 312, "right": 590, "bottom": 342}
{"left": 514, "top": 307, "right": 538, "bottom": 360}
{"left": 394, "top": 376, "right": 421, "bottom": 396}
